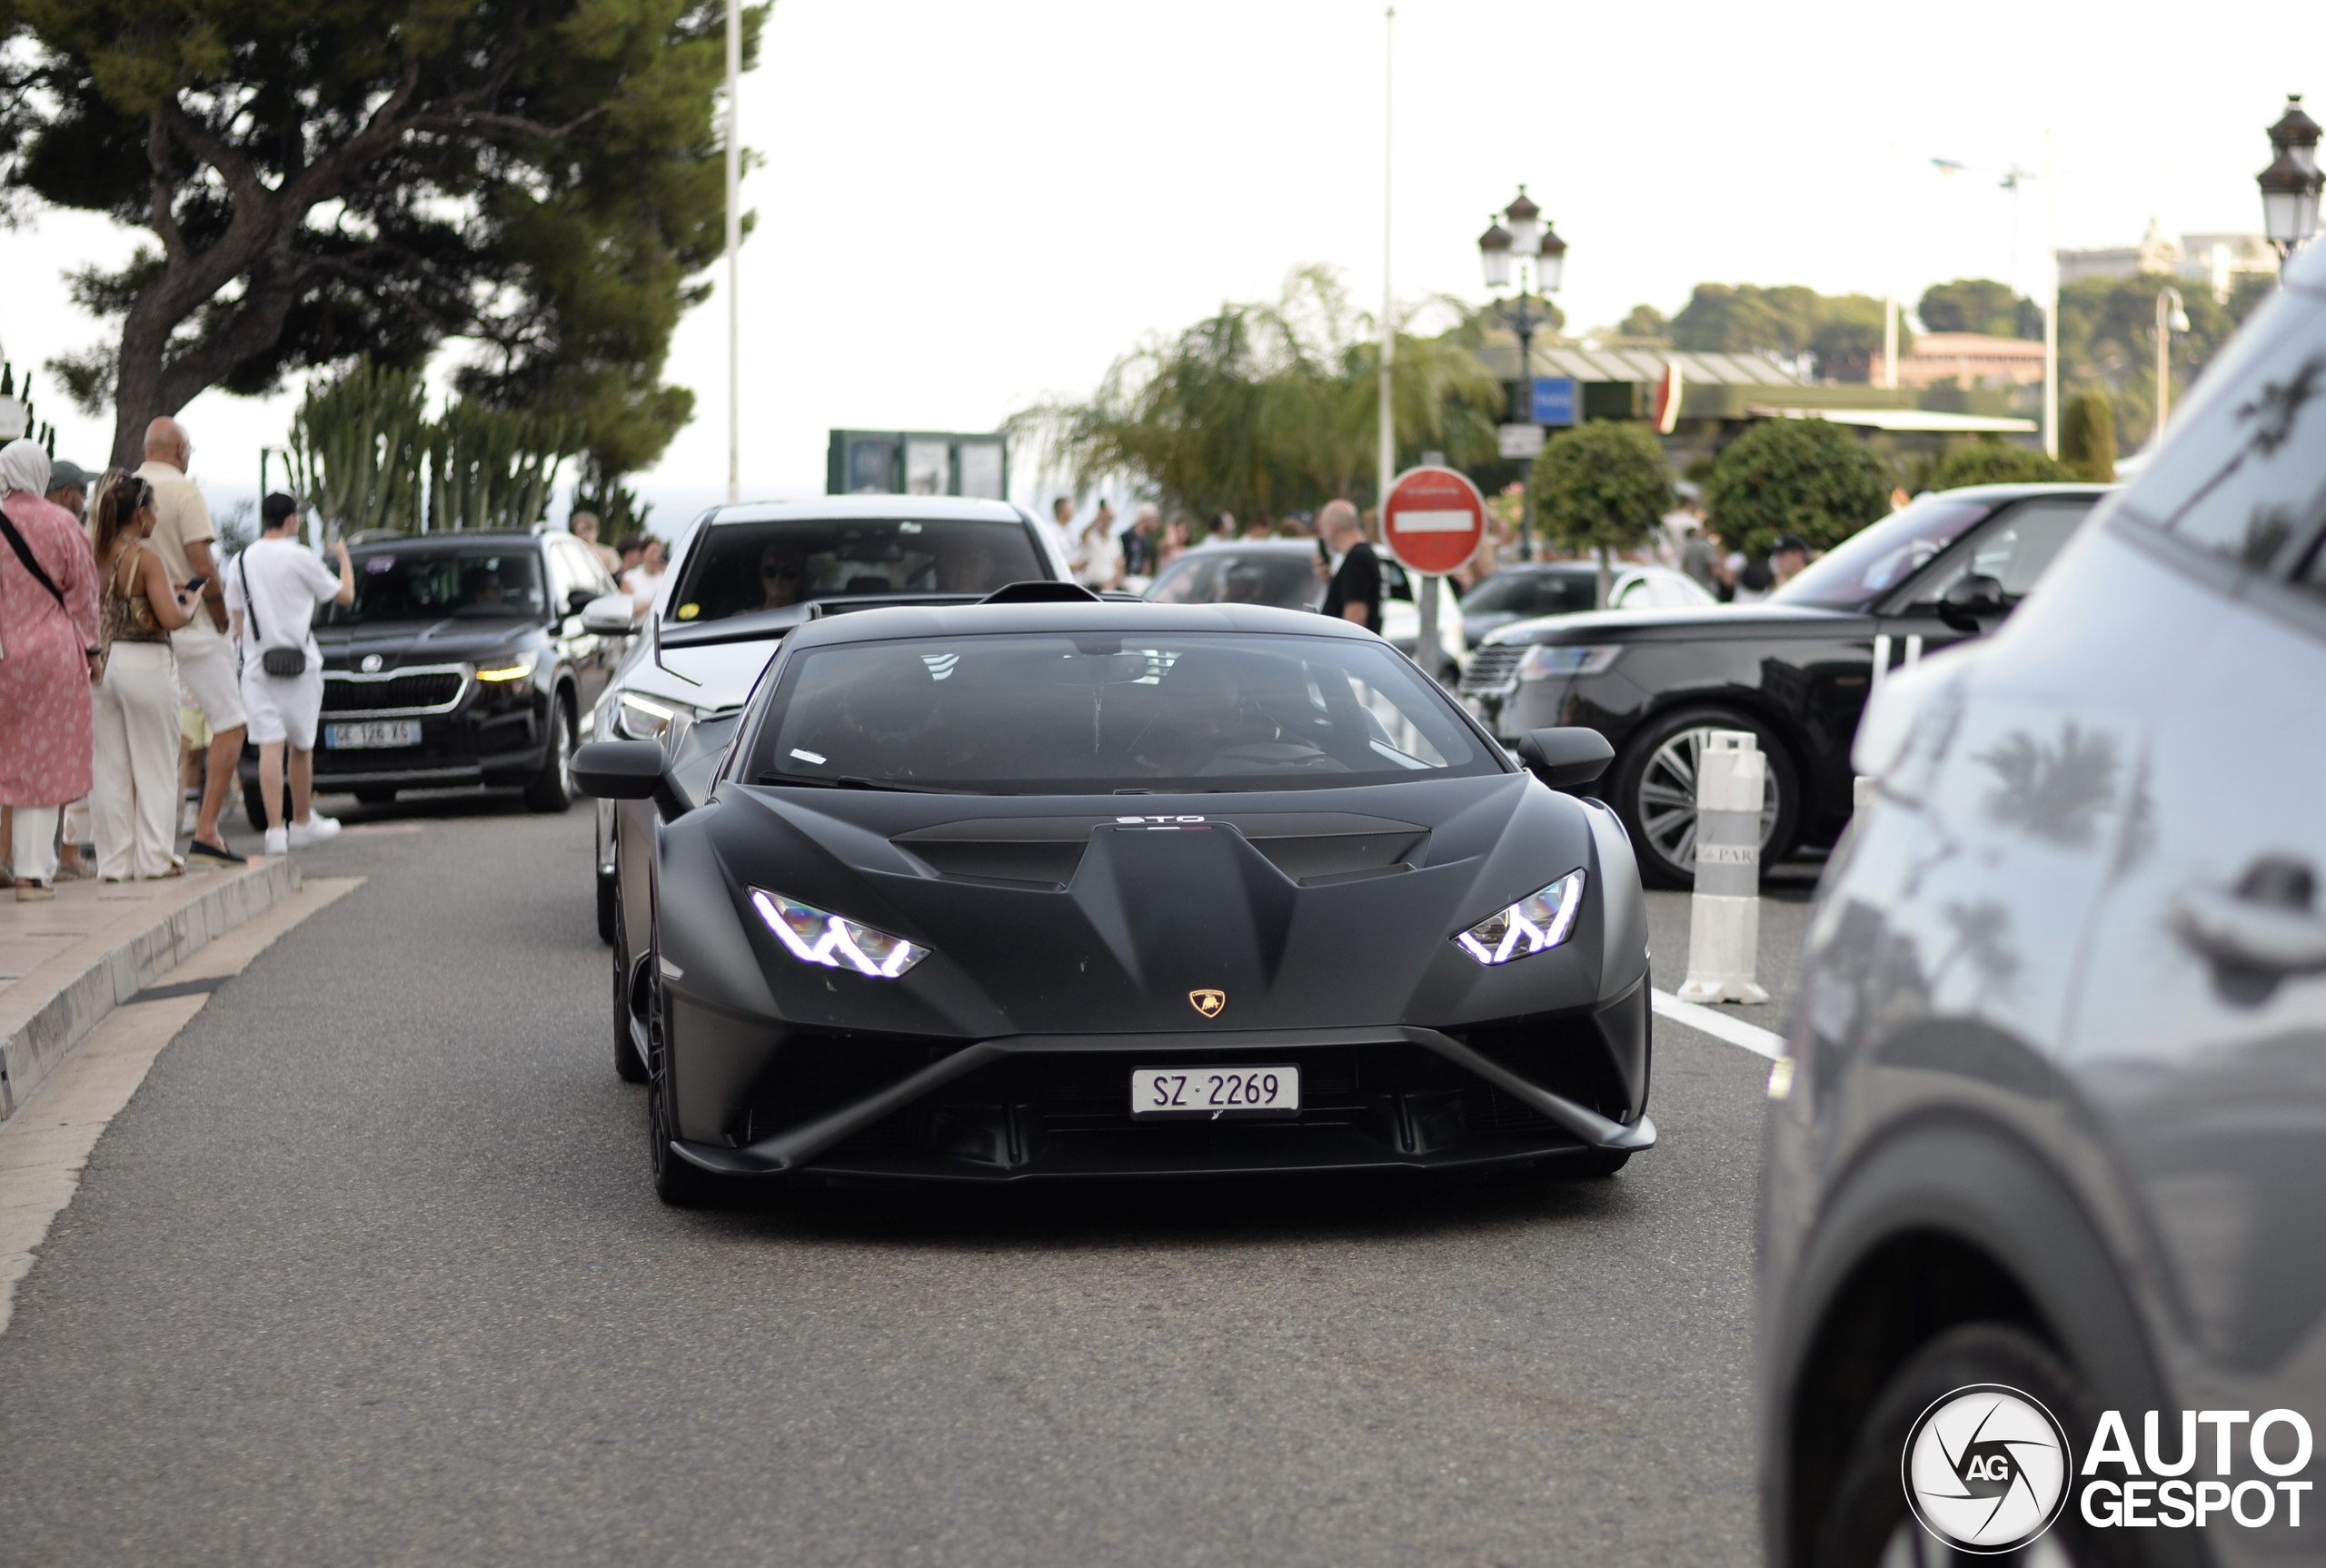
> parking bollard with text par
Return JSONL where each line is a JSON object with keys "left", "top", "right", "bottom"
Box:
{"left": 1677, "top": 730, "right": 1769, "bottom": 1005}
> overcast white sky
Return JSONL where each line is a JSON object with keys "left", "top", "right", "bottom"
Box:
{"left": 4, "top": 0, "right": 2317, "bottom": 524}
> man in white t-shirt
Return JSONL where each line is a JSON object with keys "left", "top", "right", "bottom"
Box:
{"left": 225, "top": 494, "right": 353, "bottom": 856}
{"left": 620, "top": 535, "right": 666, "bottom": 620}
{"left": 134, "top": 416, "right": 247, "bottom": 865}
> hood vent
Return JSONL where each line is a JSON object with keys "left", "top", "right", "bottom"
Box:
{"left": 891, "top": 812, "right": 1426, "bottom": 892}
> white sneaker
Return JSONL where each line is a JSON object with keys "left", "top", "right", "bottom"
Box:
{"left": 287, "top": 814, "right": 342, "bottom": 848}
{"left": 180, "top": 801, "right": 201, "bottom": 835}
{"left": 263, "top": 827, "right": 289, "bottom": 856}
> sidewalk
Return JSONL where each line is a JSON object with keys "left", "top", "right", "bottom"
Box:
{"left": 0, "top": 857, "right": 301, "bottom": 1121}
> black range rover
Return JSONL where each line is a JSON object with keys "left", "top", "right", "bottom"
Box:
{"left": 239, "top": 531, "right": 623, "bottom": 827}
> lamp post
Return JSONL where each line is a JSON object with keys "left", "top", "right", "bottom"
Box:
{"left": 2259, "top": 95, "right": 2322, "bottom": 271}
{"left": 2153, "top": 286, "right": 2191, "bottom": 442}
{"left": 1478, "top": 185, "right": 1565, "bottom": 561}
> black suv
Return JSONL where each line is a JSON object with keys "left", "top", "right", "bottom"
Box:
{"left": 240, "top": 530, "right": 621, "bottom": 825}
{"left": 1461, "top": 482, "right": 2111, "bottom": 886}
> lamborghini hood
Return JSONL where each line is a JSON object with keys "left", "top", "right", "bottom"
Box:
{"left": 658, "top": 771, "right": 1646, "bottom": 1039}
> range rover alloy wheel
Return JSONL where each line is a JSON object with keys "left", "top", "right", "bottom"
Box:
{"left": 1614, "top": 709, "right": 1796, "bottom": 889}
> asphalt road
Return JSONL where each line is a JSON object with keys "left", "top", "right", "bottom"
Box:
{"left": 0, "top": 791, "right": 1779, "bottom": 1567}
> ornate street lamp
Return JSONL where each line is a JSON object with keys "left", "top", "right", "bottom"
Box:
{"left": 1476, "top": 186, "right": 1566, "bottom": 560}
{"left": 2259, "top": 95, "right": 2322, "bottom": 267}
{"left": 2154, "top": 285, "right": 2191, "bottom": 441}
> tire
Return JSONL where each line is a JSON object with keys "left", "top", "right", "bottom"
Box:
{"left": 643, "top": 939, "right": 717, "bottom": 1206}
{"left": 523, "top": 692, "right": 576, "bottom": 813}
{"left": 596, "top": 869, "right": 618, "bottom": 947}
{"left": 353, "top": 787, "right": 396, "bottom": 805}
{"left": 1812, "top": 1323, "right": 2128, "bottom": 1568}
{"left": 611, "top": 882, "right": 648, "bottom": 1084}
{"left": 1609, "top": 707, "right": 1800, "bottom": 889}
{"left": 244, "top": 783, "right": 273, "bottom": 833}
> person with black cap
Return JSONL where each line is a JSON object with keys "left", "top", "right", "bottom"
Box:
{"left": 224, "top": 493, "right": 352, "bottom": 856}
{"left": 1770, "top": 533, "right": 1811, "bottom": 589}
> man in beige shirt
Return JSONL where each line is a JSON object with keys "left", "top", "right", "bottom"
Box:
{"left": 134, "top": 417, "right": 247, "bottom": 864}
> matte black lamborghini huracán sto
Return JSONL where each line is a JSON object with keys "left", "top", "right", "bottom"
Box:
{"left": 579, "top": 588, "right": 1655, "bottom": 1204}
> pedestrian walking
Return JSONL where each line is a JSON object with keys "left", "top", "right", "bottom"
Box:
{"left": 621, "top": 535, "right": 666, "bottom": 615}
{"left": 1041, "top": 497, "right": 1079, "bottom": 575}
{"left": 225, "top": 494, "right": 353, "bottom": 857}
{"left": 89, "top": 471, "right": 194, "bottom": 880}
{"left": 45, "top": 460, "right": 97, "bottom": 881}
{"left": 1076, "top": 505, "right": 1123, "bottom": 590}
{"left": 134, "top": 417, "right": 246, "bottom": 866}
{"left": 1156, "top": 518, "right": 1191, "bottom": 571}
{"left": 571, "top": 511, "right": 623, "bottom": 578}
{"left": 1118, "top": 504, "right": 1158, "bottom": 578}
{"left": 0, "top": 440, "right": 102, "bottom": 900}
{"left": 1312, "top": 499, "right": 1382, "bottom": 632}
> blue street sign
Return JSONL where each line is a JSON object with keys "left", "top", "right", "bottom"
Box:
{"left": 1532, "top": 377, "right": 1576, "bottom": 426}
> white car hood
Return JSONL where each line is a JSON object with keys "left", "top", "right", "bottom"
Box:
{"left": 619, "top": 635, "right": 783, "bottom": 714}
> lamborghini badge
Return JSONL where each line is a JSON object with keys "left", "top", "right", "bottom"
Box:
{"left": 1188, "top": 988, "right": 1227, "bottom": 1018}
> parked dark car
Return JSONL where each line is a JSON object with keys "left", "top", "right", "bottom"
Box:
{"left": 1145, "top": 538, "right": 1464, "bottom": 664}
{"left": 1460, "top": 482, "right": 2111, "bottom": 886}
{"left": 1457, "top": 561, "right": 1713, "bottom": 649}
{"left": 583, "top": 591, "right": 1653, "bottom": 1205}
{"left": 240, "top": 530, "right": 621, "bottom": 826}
{"left": 1761, "top": 239, "right": 2326, "bottom": 1567}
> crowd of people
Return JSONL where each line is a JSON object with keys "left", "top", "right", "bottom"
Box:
{"left": 0, "top": 417, "right": 356, "bottom": 898}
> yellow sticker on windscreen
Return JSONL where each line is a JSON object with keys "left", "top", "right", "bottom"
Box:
{"left": 678, "top": 603, "right": 700, "bottom": 620}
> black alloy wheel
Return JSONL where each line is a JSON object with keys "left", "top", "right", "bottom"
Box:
{"left": 611, "top": 875, "right": 648, "bottom": 1084}
{"left": 644, "top": 933, "right": 717, "bottom": 1206}
{"left": 1811, "top": 1323, "right": 2122, "bottom": 1568}
{"left": 523, "top": 692, "right": 576, "bottom": 813}
{"left": 1611, "top": 707, "right": 1798, "bottom": 890}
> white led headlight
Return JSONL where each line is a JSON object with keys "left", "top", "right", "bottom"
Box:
{"left": 750, "top": 888, "right": 929, "bottom": 979}
{"left": 1455, "top": 870, "right": 1585, "bottom": 965}
{"left": 614, "top": 690, "right": 695, "bottom": 742}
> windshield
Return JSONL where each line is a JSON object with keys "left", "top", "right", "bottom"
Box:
{"left": 1770, "top": 495, "right": 1995, "bottom": 610}
{"left": 1461, "top": 570, "right": 1598, "bottom": 617}
{"left": 750, "top": 631, "right": 1498, "bottom": 795}
{"left": 320, "top": 546, "right": 544, "bottom": 626}
{"left": 1146, "top": 550, "right": 1322, "bottom": 611}
{"left": 666, "top": 517, "right": 1044, "bottom": 623}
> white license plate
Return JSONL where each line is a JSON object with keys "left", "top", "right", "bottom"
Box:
{"left": 1130, "top": 1065, "right": 1299, "bottom": 1117}
{"left": 325, "top": 719, "right": 422, "bottom": 749}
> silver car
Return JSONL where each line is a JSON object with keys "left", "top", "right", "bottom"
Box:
{"left": 589, "top": 497, "right": 1070, "bottom": 941}
{"left": 1761, "top": 243, "right": 2326, "bottom": 1563}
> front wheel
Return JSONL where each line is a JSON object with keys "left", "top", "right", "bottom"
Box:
{"left": 1812, "top": 1323, "right": 2121, "bottom": 1568}
{"left": 523, "top": 694, "right": 576, "bottom": 813}
{"left": 644, "top": 940, "right": 718, "bottom": 1206}
{"left": 1609, "top": 708, "right": 1799, "bottom": 889}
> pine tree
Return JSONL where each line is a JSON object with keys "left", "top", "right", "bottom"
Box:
{"left": 2060, "top": 392, "right": 2117, "bottom": 483}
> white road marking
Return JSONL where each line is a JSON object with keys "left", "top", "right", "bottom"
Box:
{"left": 0, "top": 877, "right": 363, "bottom": 1337}
{"left": 1651, "top": 987, "right": 1786, "bottom": 1060}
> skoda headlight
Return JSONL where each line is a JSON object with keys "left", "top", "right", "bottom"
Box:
{"left": 473, "top": 653, "right": 537, "bottom": 682}
{"left": 614, "top": 690, "right": 696, "bottom": 742}
{"left": 1455, "top": 869, "right": 1585, "bottom": 966}
{"left": 750, "top": 888, "right": 929, "bottom": 979}
{"left": 1519, "top": 644, "right": 1622, "bottom": 681}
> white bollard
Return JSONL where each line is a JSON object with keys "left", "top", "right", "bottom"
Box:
{"left": 1677, "top": 730, "right": 1770, "bottom": 1005}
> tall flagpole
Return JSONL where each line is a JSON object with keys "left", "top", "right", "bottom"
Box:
{"left": 725, "top": 0, "right": 744, "bottom": 505}
{"left": 2043, "top": 127, "right": 2058, "bottom": 460}
{"left": 1377, "top": 5, "right": 1395, "bottom": 506}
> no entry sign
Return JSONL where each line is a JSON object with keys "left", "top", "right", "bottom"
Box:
{"left": 1381, "top": 466, "right": 1486, "bottom": 577}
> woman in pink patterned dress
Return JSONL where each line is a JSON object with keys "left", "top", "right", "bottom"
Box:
{"left": 0, "top": 440, "right": 101, "bottom": 900}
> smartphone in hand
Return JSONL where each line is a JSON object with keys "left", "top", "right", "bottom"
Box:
{"left": 180, "top": 573, "right": 211, "bottom": 596}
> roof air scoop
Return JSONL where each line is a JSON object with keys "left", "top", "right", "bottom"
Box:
{"left": 980, "top": 581, "right": 1101, "bottom": 604}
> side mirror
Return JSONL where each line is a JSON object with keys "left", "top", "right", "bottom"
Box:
{"left": 567, "top": 586, "right": 598, "bottom": 615}
{"left": 1516, "top": 727, "right": 1615, "bottom": 789}
{"left": 573, "top": 739, "right": 688, "bottom": 818}
{"left": 1936, "top": 571, "right": 2006, "bottom": 632}
{"left": 580, "top": 591, "right": 637, "bottom": 636}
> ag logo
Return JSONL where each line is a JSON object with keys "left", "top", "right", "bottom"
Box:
{"left": 1904, "top": 1384, "right": 2073, "bottom": 1553}
{"left": 1188, "top": 988, "right": 1226, "bottom": 1019}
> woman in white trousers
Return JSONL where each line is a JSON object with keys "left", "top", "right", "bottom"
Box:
{"left": 90, "top": 472, "right": 194, "bottom": 880}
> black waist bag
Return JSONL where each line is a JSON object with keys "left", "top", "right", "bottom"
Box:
{"left": 241, "top": 552, "right": 308, "bottom": 677}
